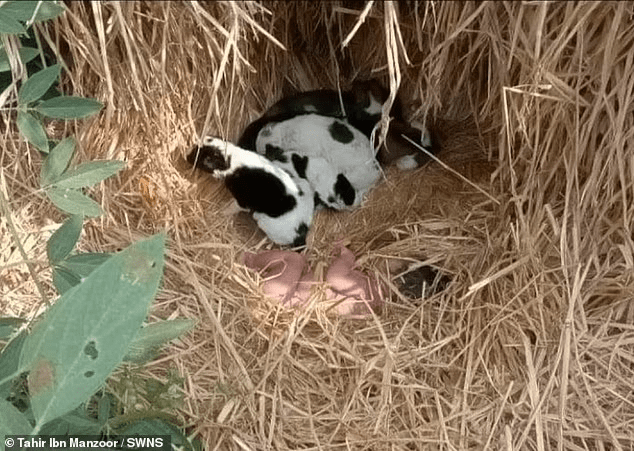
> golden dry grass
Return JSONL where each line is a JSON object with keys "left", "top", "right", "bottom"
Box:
{"left": 2, "top": 1, "right": 634, "bottom": 449}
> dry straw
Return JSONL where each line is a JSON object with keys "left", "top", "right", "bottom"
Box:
{"left": 2, "top": 1, "right": 634, "bottom": 449}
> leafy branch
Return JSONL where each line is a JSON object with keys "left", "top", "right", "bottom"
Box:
{"left": 0, "top": 2, "right": 195, "bottom": 445}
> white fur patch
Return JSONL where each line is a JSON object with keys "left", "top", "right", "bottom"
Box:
{"left": 255, "top": 114, "right": 380, "bottom": 208}
{"left": 396, "top": 154, "right": 418, "bottom": 170}
{"left": 363, "top": 93, "right": 384, "bottom": 116}
{"left": 301, "top": 156, "right": 346, "bottom": 208}
{"left": 410, "top": 120, "right": 432, "bottom": 148}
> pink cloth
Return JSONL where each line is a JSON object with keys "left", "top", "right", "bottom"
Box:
{"left": 242, "top": 246, "right": 383, "bottom": 318}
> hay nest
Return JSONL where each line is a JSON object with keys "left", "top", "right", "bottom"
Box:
{"left": 2, "top": 1, "right": 634, "bottom": 449}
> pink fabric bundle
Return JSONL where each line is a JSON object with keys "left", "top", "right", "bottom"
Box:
{"left": 242, "top": 246, "right": 383, "bottom": 318}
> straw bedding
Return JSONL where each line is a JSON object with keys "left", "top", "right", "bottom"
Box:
{"left": 2, "top": 1, "right": 634, "bottom": 449}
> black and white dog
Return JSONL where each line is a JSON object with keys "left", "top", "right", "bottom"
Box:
{"left": 238, "top": 79, "right": 437, "bottom": 170}
{"left": 188, "top": 80, "right": 437, "bottom": 246}
{"left": 187, "top": 137, "right": 314, "bottom": 246}
{"left": 254, "top": 114, "right": 381, "bottom": 210}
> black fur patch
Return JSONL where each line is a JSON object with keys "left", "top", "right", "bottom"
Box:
{"left": 348, "top": 119, "right": 376, "bottom": 138}
{"left": 265, "top": 144, "right": 288, "bottom": 162}
{"left": 291, "top": 153, "right": 309, "bottom": 179}
{"left": 187, "top": 145, "right": 229, "bottom": 173}
{"left": 266, "top": 90, "right": 348, "bottom": 119}
{"left": 314, "top": 192, "right": 324, "bottom": 207}
{"left": 237, "top": 118, "right": 268, "bottom": 151}
{"left": 293, "top": 223, "right": 309, "bottom": 247}
{"left": 328, "top": 120, "right": 354, "bottom": 144}
{"left": 397, "top": 266, "right": 451, "bottom": 299}
{"left": 334, "top": 173, "right": 356, "bottom": 206}
{"left": 225, "top": 167, "right": 296, "bottom": 218}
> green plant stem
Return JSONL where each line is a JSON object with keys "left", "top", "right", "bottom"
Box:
{"left": 0, "top": 187, "right": 49, "bottom": 306}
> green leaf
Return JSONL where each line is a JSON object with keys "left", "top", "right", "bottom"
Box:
{"left": 40, "top": 137, "right": 76, "bottom": 187}
{"left": 20, "top": 233, "right": 166, "bottom": 430}
{"left": 52, "top": 253, "right": 112, "bottom": 294}
{"left": 0, "top": 46, "right": 39, "bottom": 72}
{"left": 35, "top": 2, "right": 66, "bottom": 22}
{"left": 0, "top": 10, "right": 26, "bottom": 34}
{"left": 19, "top": 63, "right": 60, "bottom": 105}
{"left": 0, "top": 316, "right": 25, "bottom": 340}
{"left": 35, "top": 96, "right": 103, "bottom": 119}
{"left": 0, "top": 399, "right": 32, "bottom": 435}
{"left": 46, "top": 187, "right": 102, "bottom": 217}
{"left": 0, "top": 331, "right": 27, "bottom": 415}
{"left": 39, "top": 405, "right": 102, "bottom": 435}
{"left": 0, "top": 1, "right": 66, "bottom": 22}
{"left": 0, "top": 329, "right": 26, "bottom": 384}
{"left": 59, "top": 253, "right": 111, "bottom": 278}
{"left": 124, "top": 319, "right": 196, "bottom": 364}
{"left": 49, "top": 160, "right": 125, "bottom": 189}
{"left": 51, "top": 265, "right": 81, "bottom": 295}
{"left": 17, "top": 110, "right": 48, "bottom": 152}
{"left": 46, "top": 215, "right": 83, "bottom": 265}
